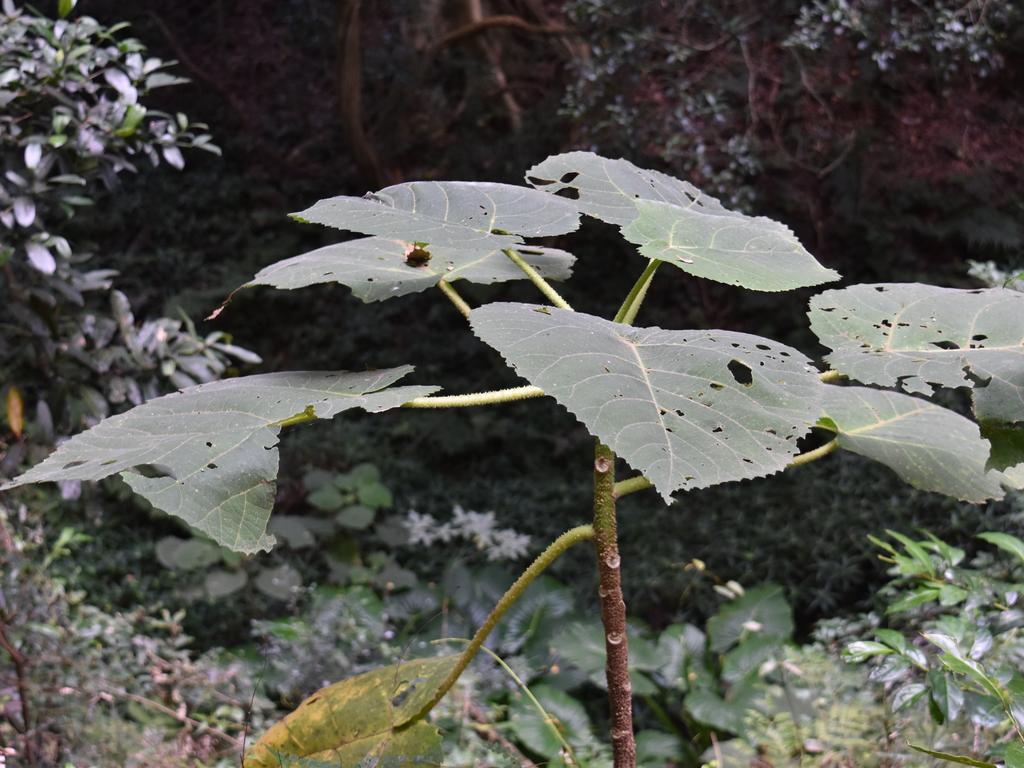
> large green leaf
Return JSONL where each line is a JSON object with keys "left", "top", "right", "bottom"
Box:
{"left": 469, "top": 303, "right": 823, "bottom": 499}
{"left": 809, "top": 284, "right": 1024, "bottom": 425}
{"left": 293, "top": 181, "right": 581, "bottom": 250}
{"left": 244, "top": 654, "right": 459, "bottom": 768}
{"left": 1, "top": 368, "right": 436, "bottom": 553}
{"left": 525, "top": 152, "right": 838, "bottom": 291}
{"left": 248, "top": 237, "right": 575, "bottom": 302}
{"left": 819, "top": 385, "right": 1008, "bottom": 502}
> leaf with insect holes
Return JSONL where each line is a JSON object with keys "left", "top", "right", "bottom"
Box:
{"left": 248, "top": 236, "right": 575, "bottom": 302}
{"left": 525, "top": 152, "right": 838, "bottom": 291}
{"left": 470, "top": 304, "right": 823, "bottom": 499}
{"left": 809, "top": 284, "right": 1024, "bottom": 425}
{"left": 819, "top": 385, "right": 1010, "bottom": 502}
{"left": 1, "top": 368, "right": 437, "bottom": 554}
{"left": 244, "top": 654, "right": 459, "bottom": 768}
{"left": 292, "top": 181, "right": 581, "bottom": 251}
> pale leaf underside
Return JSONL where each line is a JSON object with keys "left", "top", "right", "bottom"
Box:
{"left": 809, "top": 283, "right": 1024, "bottom": 425}
{"left": 525, "top": 151, "right": 839, "bottom": 291}
{"left": 821, "top": 385, "right": 1009, "bottom": 502}
{"left": 1, "top": 368, "right": 437, "bottom": 553}
{"left": 248, "top": 237, "right": 575, "bottom": 302}
{"left": 470, "top": 303, "right": 824, "bottom": 499}
{"left": 292, "top": 180, "right": 581, "bottom": 251}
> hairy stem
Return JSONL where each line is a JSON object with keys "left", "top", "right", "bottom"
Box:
{"left": 788, "top": 439, "right": 838, "bottom": 467}
{"left": 818, "top": 370, "right": 843, "bottom": 383}
{"left": 438, "top": 279, "right": 472, "bottom": 317}
{"left": 593, "top": 441, "right": 636, "bottom": 767}
{"left": 503, "top": 249, "right": 573, "bottom": 310}
{"left": 613, "top": 475, "right": 653, "bottom": 499}
{"left": 613, "top": 260, "right": 660, "bottom": 325}
{"left": 403, "top": 385, "right": 545, "bottom": 409}
{"left": 408, "top": 524, "right": 595, "bottom": 723}
{"left": 612, "top": 440, "right": 840, "bottom": 501}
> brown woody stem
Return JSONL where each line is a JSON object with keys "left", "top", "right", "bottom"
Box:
{"left": 593, "top": 441, "right": 635, "bottom": 767}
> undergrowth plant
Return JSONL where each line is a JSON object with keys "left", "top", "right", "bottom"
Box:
{"left": 3, "top": 152, "right": 1023, "bottom": 767}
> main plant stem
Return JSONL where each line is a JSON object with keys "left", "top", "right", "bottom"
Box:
{"left": 593, "top": 441, "right": 636, "bottom": 767}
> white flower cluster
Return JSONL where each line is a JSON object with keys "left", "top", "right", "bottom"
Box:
{"left": 404, "top": 505, "right": 531, "bottom": 561}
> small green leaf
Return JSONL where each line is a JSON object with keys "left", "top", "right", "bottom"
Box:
{"left": 336, "top": 505, "right": 376, "bottom": 530}
{"left": 887, "top": 587, "right": 942, "bottom": 613}
{"left": 891, "top": 682, "right": 928, "bottom": 711}
{"left": 357, "top": 482, "right": 393, "bottom": 509}
{"left": 978, "top": 531, "right": 1024, "bottom": 565}
{"left": 842, "top": 640, "right": 895, "bottom": 663}
{"left": 874, "top": 629, "right": 908, "bottom": 654}
{"left": 307, "top": 485, "right": 346, "bottom": 512}
{"left": 886, "top": 530, "right": 936, "bottom": 575}
{"left": 907, "top": 744, "right": 997, "bottom": 767}
{"left": 114, "top": 103, "right": 146, "bottom": 137}
{"left": 58, "top": 0, "right": 77, "bottom": 18}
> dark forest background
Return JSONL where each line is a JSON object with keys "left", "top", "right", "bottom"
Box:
{"left": 3, "top": 2, "right": 1024, "bottom": 765}
{"left": 71, "top": 0, "right": 1023, "bottom": 625}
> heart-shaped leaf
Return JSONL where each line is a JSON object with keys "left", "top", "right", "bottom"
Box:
{"left": 526, "top": 152, "right": 838, "bottom": 291}
{"left": 249, "top": 237, "right": 574, "bottom": 302}
{"left": 293, "top": 181, "right": 581, "bottom": 251}
{"left": 1, "top": 368, "right": 436, "bottom": 553}
{"left": 470, "top": 303, "right": 823, "bottom": 499}
{"left": 819, "top": 385, "right": 1008, "bottom": 502}
{"left": 245, "top": 654, "right": 459, "bottom": 768}
{"left": 809, "top": 284, "right": 1024, "bottom": 425}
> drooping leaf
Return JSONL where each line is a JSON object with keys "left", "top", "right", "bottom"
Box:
{"left": 819, "top": 385, "right": 1008, "bottom": 502}
{"left": 292, "top": 181, "right": 580, "bottom": 251}
{"left": 1, "top": 368, "right": 436, "bottom": 553}
{"left": 706, "top": 584, "right": 794, "bottom": 653}
{"left": 249, "top": 237, "right": 575, "bottom": 302}
{"left": 244, "top": 654, "right": 459, "bottom": 768}
{"left": 907, "top": 744, "right": 997, "bottom": 767}
{"left": 808, "top": 284, "right": 1024, "bottom": 425}
{"left": 469, "top": 303, "right": 823, "bottom": 499}
{"left": 525, "top": 152, "right": 838, "bottom": 291}
{"left": 978, "top": 532, "right": 1024, "bottom": 565}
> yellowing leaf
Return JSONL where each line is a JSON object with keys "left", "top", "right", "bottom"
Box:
{"left": 5, "top": 387, "right": 24, "bottom": 439}
{"left": 244, "top": 654, "right": 460, "bottom": 768}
